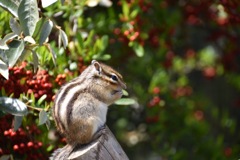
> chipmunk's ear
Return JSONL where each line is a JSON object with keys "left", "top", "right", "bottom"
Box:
{"left": 92, "top": 60, "right": 102, "bottom": 73}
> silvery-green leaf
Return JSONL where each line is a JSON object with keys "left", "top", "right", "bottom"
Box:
{"left": 18, "top": 48, "right": 31, "bottom": 62}
{"left": 13, "top": 116, "right": 23, "bottom": 131}
{"left": 18, "top": 0, "right": 39, "bottom": 36}
{"left": 69, "top": 62, "right": 77, "bottom": 71}
{"left": 24, "top": 36, "right": 36, "bottom": 44}
{"left": 41, "top": 0, "right": 57, "bottom": 8}
{"left": 58, "top": 30, "right": 62, "bottom": 48}
{"left": 59, "top": 29, "right": 68, "bottom": 49}
{"left": 0, "top": 49, "right": 8, "bottom": 63}
{"left": 0, "top": 32, "right": 18, "bottom": 50}
{"left": 5, "top": 40, "right": 24, "bottom": 67}
{"left": 0, "top": 97, "right": 28, "bottom": 116}
{"left": 39, "top": 110, "right": 48, "bottom": 125}
{"left": 0, "top": 59, "right": 9, "bottom": 80}
{"left": 61, "top": 0, "right": 65, "bottom": 5}
{"left": 10, "top": 18, "right": 21, "bottom": 36}
{"left": 39, "top": 19, "right": 53, "bottom": 45}
{"left": 45, "top": 119, "right": 51, "bottom": 130}
{"left": 0, "top": 0, "right": 19, "bottom": 18}
{"left": 99, "top": 0, "right": 112, "bottom": 7}
{"left": 87, "top": 0, "right": 98, "bottom": 7}
{"left": 0, "top": 43, "right": 9, "bottom": 50}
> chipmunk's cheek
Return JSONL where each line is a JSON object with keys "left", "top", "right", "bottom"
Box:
{"left": 111, "top": 90, "right": 123, "bottom": 99}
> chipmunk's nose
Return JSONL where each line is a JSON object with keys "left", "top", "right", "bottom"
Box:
{"left": 120, "top": 82, "right": 127, "bottom": 90}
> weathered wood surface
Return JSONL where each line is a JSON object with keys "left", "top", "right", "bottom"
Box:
{"left": 50, "top": 125, "right": 129, "bottom": 160}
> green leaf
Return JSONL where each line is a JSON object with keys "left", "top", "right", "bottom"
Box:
{"left": 46, "top": 44, "right": 56, "bottom": 65}
{"left": 13, "top": 116, "right": 23, "bottom": 131}
{"left": 123, "top": 90, "right": 129, "bottom": 96}
{"left": 0, "top": 59, "right": 9, "bottom": 80}
{"left": 0, "top": 97, "right": 28, "bottom": 116}
{"left": 39, "top": 19, "right": 53, "bottom": 45}
{"left": 18, "top": 0, "right": 39, "bottom": 36}
{"left": 101, "top": 35, "right": 109, "bottom": 50}
{"left": 59, "top": 29, "right": 68, "bottom": 49}
{"left": 9, "top": 18, "right": 21, "bottom": 36}
{"left": 76, "top": 32, "right": 84, "bottom": 49}
{"left": 133, "top": 43, "right": 144, "bottom": 57}
{"left": 31, "top": 50, "right": 38, "bottom": 73}
{"left": 37, "top": 94, "right": 47, "bottom": 105}
{"left": 122, "top": 1, "right": 129, "bottom": 18}
{"left": 5, "top": 40, "right": 25, "bottom": 67}
{"left": 114, "top": 98, "right": 136, "bottom": 105}
{"left": 41, "top": 0, "right": 57, "bottom": 8}
{"left": 92, "top": 54, "right": 111, "bottom": 61}
{"left": 85, "top": 30, "right": 95, "bottom": 47}
{"left": 39, "top": 110, "right": 48, "bottom": 125}
{"left": 199, "top": 46, "right": 217, "bottom": 66}
{"left": 46, "top": 144, "right": 54, "bottom": 152}
{"left": 130, "top": 9, "right": 139, "bottom": 19}
{"left": 32, "top": 18, "right": 46, "bottom": 40}
{"left": 0, "top": 32, "right": 18, "bottom": 50}
{"left": 0, "top": 0, "right": 19, "bottom": 18}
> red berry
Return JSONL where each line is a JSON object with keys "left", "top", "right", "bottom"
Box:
{"left": 153, "top": 87, "right": 160, "bottom": 94}
{"left": 124, "top": 30, "right": 130, "bottom": 36}
{"left": 10, "top": 131, "right": 16, "bottom": 137}
{"left": 203, "top": 67, "right": 216, "bottom": 78}
{"left": 194, "top": 110, "right": 204, "bottom": 121}
{"left": 20, "top": 143, "right": 25, "bottom": 148}
{"left": 224, "top": 147, "right": 232, "bottom": 157}
{"left": 38, "top": 142, "right": 43, "bottom": 147}
{"left": 13, "top": 145, "right": 19, "bottom": 150}
{"left": 27, "top": 141, "right": 34, "bottom": 147}
{"left": 4, "top": 130, "right": 9, "bottom": 136}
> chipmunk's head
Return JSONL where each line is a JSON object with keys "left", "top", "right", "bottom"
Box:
{"left": 89, "top": 60, "right": 126, "bottom": 105}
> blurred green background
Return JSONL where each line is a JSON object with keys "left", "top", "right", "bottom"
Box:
{"left": 0, "top": 0, "right": 240, "bottom": 159}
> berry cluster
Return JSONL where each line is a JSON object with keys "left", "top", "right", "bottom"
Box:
{"left": 0, "top": 62, "right": 54, "bottom": 102}
{"left": 172, "top": 86, "right": 192, "bottom": 98}
{"left": 26, "top": 69, "right": 53, "bottom": 101}
{"left": 148, "top": 96, "right": 161, "bottom": 108}
{"left": 0, "top": 115, "right": 48, "bottom": 159}
{"left": 55, "top": 73, "right": 66, "bottom": 86}
{"left": 0, "top": 62, "right": 28, "bottom": 97}
{"left": 146, "top": 87, "right": 162, "bottom": 123}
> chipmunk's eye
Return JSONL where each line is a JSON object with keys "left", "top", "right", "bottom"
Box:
{"left": 111, "top": 74, "right": 118, "bottom": 81}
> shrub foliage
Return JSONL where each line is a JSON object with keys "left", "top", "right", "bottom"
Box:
{"left": 0, "top": 0, "right": 240, "bottom": 159}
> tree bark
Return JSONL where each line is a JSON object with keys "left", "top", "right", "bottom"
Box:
{"left": 50, "top": 125, "right": 129, "bottom": 160}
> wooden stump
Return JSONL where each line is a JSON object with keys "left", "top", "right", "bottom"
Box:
{"left": 50, "top": 125, "right": 129, "bottom": 160}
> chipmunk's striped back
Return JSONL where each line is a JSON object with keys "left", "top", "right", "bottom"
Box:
{"left": 52, "top": 60, "right": 126, "bottom": 145}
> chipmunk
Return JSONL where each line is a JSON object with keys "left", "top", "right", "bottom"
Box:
{"left": 52, "top": 60, "right": 126, "bottom": 146}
